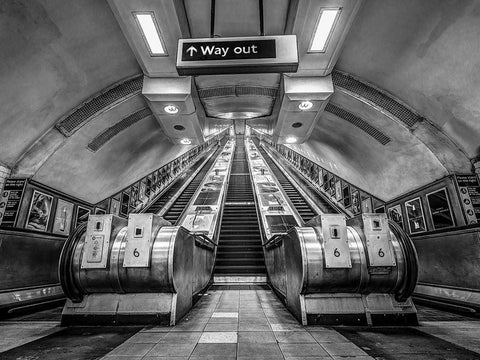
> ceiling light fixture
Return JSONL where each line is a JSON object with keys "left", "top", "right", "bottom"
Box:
{"left": 180, "top": 138, "right": 192, "bottom": 145}
{"left": 298, "top": 100, "right": 313, "bottom": 111}
{"left": 286, "top": 136, "right": 297, "bottom": 144}
{"left": 164, "top": 104, "right": 179, "bottom": 114}
{"left": 133, "top": 12, "right": 167, "bottom": 56}
{"left": 309, "top": 8, "right": 341, "bottom": 52}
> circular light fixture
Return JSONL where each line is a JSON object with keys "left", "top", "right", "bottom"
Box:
{"left": 292, "top": 122, "right": 303, "bottom": 128}
{"left": 298, "top": 100, "right": 313, "bottom": 111}
{"left": 164, "top": 104, "right": 179, "bottom": 114}
{"left": 173, "top": 125, "right": 185, "bottom": 131}
{"left": 286, "top": 136, "right": 297, "bottom": 144}
{"left": 180, "top": 138, "right": 192, "bottom": 145}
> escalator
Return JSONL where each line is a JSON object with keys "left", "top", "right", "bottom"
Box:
{"left": 256, "top": 142, "right": 336, "bottom": 223}
{"left": 214, "top": 137, "right": 266, "bottom": 276}
{"left": 144, "top": 144, "right": 224, "bottom": 224}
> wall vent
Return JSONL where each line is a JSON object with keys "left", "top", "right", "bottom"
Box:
{"left": 56, "top": 75, "right": 143, "bottom": 137}
{"left": 87, "top": 107, "right": 151, "bottom": 152}
{"left": 198, "top": 86, "right": 277, "bottom": 99}
{"left": 332, "top": 71, "right": 421, "bottom": 128}
{"left": 325, "top": 103, "right": 391, "bottom": 145}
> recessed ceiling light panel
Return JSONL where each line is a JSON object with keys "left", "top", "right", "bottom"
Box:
{"left": 133, "top": 12, "right": 167, "bottom": 56}
{"left": 164, "top": 104, "right": 179, "bottom": 114}
{"left": 309, "top": 8, "right": 341, "bottom": 53}
{"left": 298, "top": 101, "right": 313, "bottom": 111}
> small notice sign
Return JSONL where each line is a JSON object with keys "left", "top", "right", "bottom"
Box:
{"left": 0, "top": 178, "right": 27, "bottom": 227}
{"left": 456, "top": 174, "right": 480, "bottom": 224}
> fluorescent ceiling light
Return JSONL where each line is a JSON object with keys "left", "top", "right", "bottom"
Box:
{"left": 309, "top": 8, "right": 341, "bottom": 52}
{"left": 134, "top": 12, "right": 167, "bottom": 56}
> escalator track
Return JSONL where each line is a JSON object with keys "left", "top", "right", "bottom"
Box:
{"left": 145, "top": 144, "right": 224, "bottom": 225}
{"left": 256, "top": 143, "right": 335, "bottom": 223}
{"left": 214, "top": 137, "right": 266, "bottom": 276}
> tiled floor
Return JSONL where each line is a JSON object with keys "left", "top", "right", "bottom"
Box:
{"left": 1, "top": 287, "right": 479, "bottom": 359}
{"left": 101, "top": 287, "right": 373, "bottom": 360}
{"left": 0, "top": 321, "right": 62, "bottom": 353}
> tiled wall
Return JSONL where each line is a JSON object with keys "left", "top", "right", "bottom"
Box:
{"left": 0, "top": 165, "right": 11, "bottom": 192}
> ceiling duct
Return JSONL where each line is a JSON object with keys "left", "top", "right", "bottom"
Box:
{"left": 272, "top": 75, "right": 334, "bottom": 144}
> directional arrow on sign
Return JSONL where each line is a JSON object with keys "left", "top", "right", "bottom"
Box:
{"left": 187, "top": 46, "right": 197, "bottom": 56}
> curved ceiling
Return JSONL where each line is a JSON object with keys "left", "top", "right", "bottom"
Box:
{"left": 0, "top": 0, "right": 478, "bottom": 203}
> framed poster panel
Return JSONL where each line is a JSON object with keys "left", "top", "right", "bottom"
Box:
{"left": 405, "top": 197, "right": 427, "bottom": 234}
{"left": 110, "top": 197, "right": 120, "bottom": 215}
{"left": 52, "top": 199, "right": 74, "bottom": 235}
{"left": 95, "top": 207, "right": 107, "bottom": 215}
{"left": 335, "top": 180, "right": 342, "bottom": 201}
{"left": 351, "top": 189, "right": 360, "bottom": 214}
{"left": 343, "top": 185, "right": 351, "bottom": 207}
{"left": 361, "top": 194, "right": 373, "bottom": 213}
{"left": 75, "top": 206, "right": 90, "bottom": 227}
{"left": 387, "top": 204, "right": 404, "bottom": 229}
{"left": 120, "top": 191, "right": 130, "bottom": 216}
{"left": 426, "top": 188, "right": 454, "bottom": 230}
{"left": 375, "top": 206, "right": 386, "bottom": 213}
{"left": 26, "top": 190, "right": 53, "bottom": 232}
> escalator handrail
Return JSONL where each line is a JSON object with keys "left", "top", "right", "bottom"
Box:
{"left": 58, "top": 222, "right": 87, "bottom": 303}
{"left": 263, "top": 232, "right": 288, "bottom": 250}
{"left": 388, "top": 219, "right": 419, "bottom": 302}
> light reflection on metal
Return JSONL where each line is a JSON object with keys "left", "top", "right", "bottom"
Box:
{"left": 180, "top": 138, "right": 192, "bottom": 145}
{"left": 286, "top": 136, "right": 297, "bottom": 144}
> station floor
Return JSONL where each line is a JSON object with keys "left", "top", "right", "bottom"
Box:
{"left": 1, "top": 285, "right": 479, "bottom": 360}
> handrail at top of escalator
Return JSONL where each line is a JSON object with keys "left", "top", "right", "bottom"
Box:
{"left": 388, "top": 219, "right": 419, "bottom": 302}
{"left": 263, "top": 232, "right": 288, "bottom": 250}
{"left": 192, "top": 232, "right": 218, "bottom": 251}
{"left": 58, "top": 222, "right": 87, "bottom": 303}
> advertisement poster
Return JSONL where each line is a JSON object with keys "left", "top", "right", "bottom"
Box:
{"left": 0, "top": 178, "right": 27, "bottom": 227}
{"left": 388, "top": 204, "right": 404, "bottom": 229}
{"left": 351, "top": 190, "right": 360, "bottom": 214}
{"left": 26, "top": 190, "right": 53, "bottom": 232}
{"left": 405, "top": 197, "right": 427, "bottom": 233}
{"left": 455, "top": 174, "right": 480, "bottom": 224}
{"left": 52, "top": 199, "right": 74, "bottom": 235}
{"left": 75, "top": 206, "right": 90, "bottom": 227}
{"left": 110, "top": 198, "right": 120, "bottom": 215}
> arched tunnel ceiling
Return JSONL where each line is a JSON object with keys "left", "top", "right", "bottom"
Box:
{"left": 0, "top": 0, "right": 478, "bottom": 203}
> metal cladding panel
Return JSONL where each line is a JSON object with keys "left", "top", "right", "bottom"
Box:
{"left": 81, "top": 215, "right": 114, "bottom": 269}
{"left": 273, "top": 75, "right": 333, "bottom": 144}
{"left": 362, "top": 214, "right": 396, "bottom": 267}
{"left": 142, "top": 77, "right": 205, "bottom": 145}
{"left": 176, "top": 35, "right": 298, "bottom": 76}
{"left": 320, "top": 214, "right": 352, "bottom": 269}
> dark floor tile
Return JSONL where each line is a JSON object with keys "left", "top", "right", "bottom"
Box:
{"left": 279, "top": 343, "right": 329, "bottom": 357}
{"left": 238, "top": 331, "right": 277, "bottom": 343}
{"left": 238, "top": 342, "right": 284, "bottom": 357}
{"left": 190, "top": 343, "right": 237, "bottom": 358}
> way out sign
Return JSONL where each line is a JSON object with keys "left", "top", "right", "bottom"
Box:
{"left": 176, "top": 35, "right": 298, "bottom": 75}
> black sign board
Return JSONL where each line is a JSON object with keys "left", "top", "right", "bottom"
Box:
{"left": 0, "top": 178, "right": 27, "bottom": 227}
{"left": 456, "top": 174, "right": 480, "bottom": 223}
{"left": 181, "top": 39, "right": 276, "bottom": 62}
{"left": 176, "top": 35, "right": 298, "bottom": 76}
